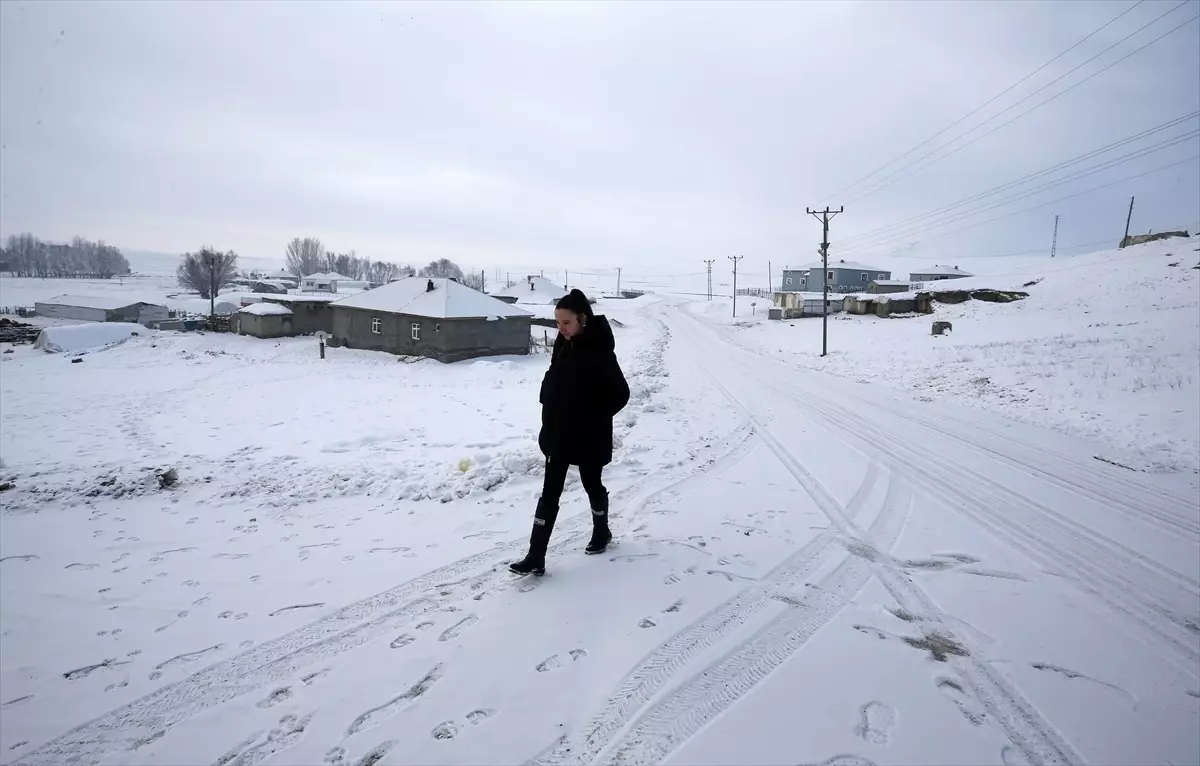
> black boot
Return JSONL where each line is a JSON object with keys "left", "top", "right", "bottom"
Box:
{"left": 510, "top": 499, "right": 558, "bottom": 575}
{"left": 585, "top": 491, "right": 611, "bottom": 555}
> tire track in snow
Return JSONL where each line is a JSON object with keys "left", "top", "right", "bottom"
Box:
{"left": 600, "top": 472, "right": 911, "bottom": 766}
{"left": 532, "top": 460, "right": 887, "bottom": 766}
{"left": 763, "top": 376, "right": 1200, "bottom": 674}
{"left": 12, "top": 422, "right": 754, "bottom": 766}
{"left": 636, "top": 311, "right": 1083, "bottom": 766}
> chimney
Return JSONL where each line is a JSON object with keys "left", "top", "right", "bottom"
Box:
{"left": 426, "top": 279, "right": 435, "bottom": 292}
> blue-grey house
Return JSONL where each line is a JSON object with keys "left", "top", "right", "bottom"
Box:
{"left": 779, "top": 259, "right": 892, "bottom": 294}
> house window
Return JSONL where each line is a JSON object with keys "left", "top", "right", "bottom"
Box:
{"left": 876, "top": 273, "right": 886, "bottom": 280}
{"left": 371, "top": 317, "right": 381, "bottom": 334}
{"left": 411, "top": 322, "right": 421, "bottom": 340}
{"left": 827, "top": 271, "right": 834, "bottom": 281}
{"left": 860, "top": 272, "right": 869, "bottom": 283}
{"left": 435, "top": 323, "right": 441, "bottom": 332}
{"left": 785, "top": 277, "right": 792, "bottom": 285}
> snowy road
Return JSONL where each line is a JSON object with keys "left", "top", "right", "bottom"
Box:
{"left": 5, "top": 299, "right": 1199, "bottom": 766}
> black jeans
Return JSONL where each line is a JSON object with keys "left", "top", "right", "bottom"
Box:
{"left": 537, "top": 457, "right": 608, "bottom": 525}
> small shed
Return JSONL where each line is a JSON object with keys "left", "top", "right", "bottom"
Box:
{"left": 33, "top": 295, "right": 169, "bottom": 325}
{"left": 867, "top": 279, "right": 911, "bottom": 294}
{"left": 235, "top": 302, "right": 294, "bottom": 338}
{"left": 772, "top": 291, "right": 844, "bottom": 319}
{"left": 330, "top": 277, "right": 533, "bottom": 362}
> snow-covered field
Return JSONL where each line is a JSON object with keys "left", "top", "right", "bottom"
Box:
{"left": 1, "top": 242, "right": 1198, "bottom": 766}
{"left": 703, "top": 237, "right": 1200, "bottom": 476}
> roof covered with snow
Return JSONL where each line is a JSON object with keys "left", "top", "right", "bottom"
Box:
{"left": 797, "top": 260, "right": 889, "bottom": 273}
{"left": 36, "top": 294, "right": 167, "bottom": 311}
{"left": 302, "top": 272, "right": 352, "bottom": 281}
{"left": 332, "top": 277, "right": 532, "bottom": 319}
{"left": 238, "top": 302, "right": 293, "bottom": 316}
{"left": 490, "top": 276, "right": 569, "bottom": 303}
{"left": 870, "top": 279, "right": 911, "bottom": 286}
{"left": 910, "top": 264, "right": 975, "bottom": 277}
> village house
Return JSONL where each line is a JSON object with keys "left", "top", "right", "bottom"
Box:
{"left": 490, "top": 276, "right": 568, "bottom": 305}
{"left": 329, "top": 277, "right": 532, "bottom": 363}
{"left": 33, "top": 295, "right": 169, "bottom": 325}
{"left": 779, "top": 260, "right": 892, "bottom": 294}
{"left": 908, "top": 265, "right": 974, "bottom": 282}
{"left": 300, "top": 272, "right": 353, "bottom": 293}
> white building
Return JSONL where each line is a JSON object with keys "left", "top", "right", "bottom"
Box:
{"left": 33, "top": 295, "right": 169, "bottom": 325}
{"left": 908, "top": 265, "right": 974, "bottom": 282}
{"left": 300, "top": 272, "right": 354, "bottom": 293}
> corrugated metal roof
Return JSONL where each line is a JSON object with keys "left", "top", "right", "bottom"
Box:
{"left": 36, "top": 295, "right": 166, "bottom": 311}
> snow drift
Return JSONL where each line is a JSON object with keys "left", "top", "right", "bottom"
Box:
{"left": 32, "top": 323, "right": 143, "bottom": 354}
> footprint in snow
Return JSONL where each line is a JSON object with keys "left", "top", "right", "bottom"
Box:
{"left": 854, "top": 701, "right": 896, "bottom": 745}
{"left": 639, "top": 618, "right": 657, "bottom": 629}
{"left": 431, "top": 721, "right": 458, "bottom": 740}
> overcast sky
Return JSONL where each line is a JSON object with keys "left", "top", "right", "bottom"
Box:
{"left": 2, "top": 0, "right": 1197, "bottom": 286}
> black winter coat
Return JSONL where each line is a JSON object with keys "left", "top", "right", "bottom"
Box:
{"left": 538, "top": 315, "right": 631, "bottom": 467}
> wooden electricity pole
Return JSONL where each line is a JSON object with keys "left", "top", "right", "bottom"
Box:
{"left": 806, "top": 206, "right": 843, "bottom": 357}
{"left": 1122, "top": 195, "right": 1136, "bottom": 246}
{"left": 1051, "top": 215, "right": 1059, "bottom": 258}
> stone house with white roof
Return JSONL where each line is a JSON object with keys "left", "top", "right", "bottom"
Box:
{"left": 329, "top": 277, "right": 533, "bottom": 362}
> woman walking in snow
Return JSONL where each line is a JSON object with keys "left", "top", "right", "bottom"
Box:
{"left": 510, "top": 289, "right": 631, "bottom": 575}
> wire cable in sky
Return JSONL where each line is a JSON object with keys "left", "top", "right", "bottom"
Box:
{"left": 842, "top": 4, "right": 1199, "bottom": 206}
{"left": 838, "top": 111, "right": 1199, "bottom": 246}
{"left": 843, "top": 129, "right": 1200, "bottom": 249}
{"left": 843, "top": 155, "right": 1199, "bottom": 254}
{"left": 818, "top": 0, "right": 1148, "bottom": 202}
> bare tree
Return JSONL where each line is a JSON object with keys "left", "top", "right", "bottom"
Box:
{"left": 418, "top": 258, "right": 465, "bottom": 280}
{"left": 2, "top": 233, "right": 129, "bottom": 278}
{"left": 177, "top": 247, "right": 239, "bottom": 299}
{"left": 460, "top": 272, "right": 485, "bottom": 291}
{"left": 285, "top": 237, "right": 326, "bottom": 277}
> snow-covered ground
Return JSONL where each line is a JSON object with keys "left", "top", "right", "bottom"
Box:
{"left": 701, "top": 237, "right": 1200, "bottom": 476}
{"left": 1, "top": 243, "right": 1198, "bottom": 766}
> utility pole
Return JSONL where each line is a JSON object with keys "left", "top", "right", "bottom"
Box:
{"left": 1050, "top": 215, "right": 1059, "bottom": 259}
{"left": 703, "top": 259, "right": 715, "bottom": 301}
{"left": 616, "top": 267, "right": 622, "bottom": 297}
{"left": 728, "top": 255, "right": 743, "bottom": 318}
{"left": 208, "top": 251, "right": 216, "bottom": 321}
{"left": 1122, "top": 195, "right": 1135, "bottom": 247}
{"left": 481, "top": 270, "right": 486, "bottom": 293}
{"left": 768, "top": 260, "right": 772, "bottom": 293}
{"left": 806, "top": 206, "right": 844, "bottom": 357}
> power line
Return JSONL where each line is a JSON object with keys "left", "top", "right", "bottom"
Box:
{"left": 855, "top": 155, "right": 1199, "bottom": 251}
{"left": 839, "top": 111, "right": 1199, "bottom": 246}
{"left": 819, "top": 0, "right": 1148, "bottom": 202}
{"left": 842, "top": 2, "right": 1197, "bottom": 206}
{"left": 843, "top": 128, "right": 1200, "bottom": 250}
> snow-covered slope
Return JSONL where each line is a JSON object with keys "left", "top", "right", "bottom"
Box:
{"left": 1, "top": 249, "right": 1197, "bottom": 766}
{"left": 707, "top": 237, "right": 1200, "bottom": 474}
